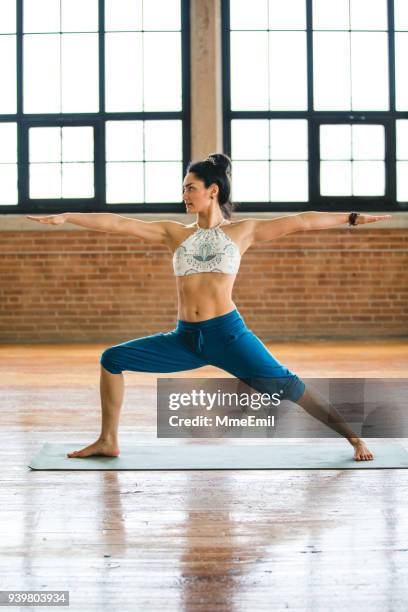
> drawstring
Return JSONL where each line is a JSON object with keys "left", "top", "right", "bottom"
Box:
{"left": 197, "top": 329, "right": 203, "bottom": 352}
{"left": 184, "top": 328, "right": 204, "bottom": 353}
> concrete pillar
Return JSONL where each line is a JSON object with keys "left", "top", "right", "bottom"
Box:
{"left": 189, "top": 0, "right": 223, "bottom": 160}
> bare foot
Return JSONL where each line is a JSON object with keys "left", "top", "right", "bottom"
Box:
{"left": 67, "top": 438, "right": 120, "bottom": 458}
{"left": 349, "top": 438, "right": 374, "bottom": 461}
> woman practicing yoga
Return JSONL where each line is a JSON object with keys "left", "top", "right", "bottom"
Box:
{"left": 27, "top": 153, "right": 391, "bottom": 461}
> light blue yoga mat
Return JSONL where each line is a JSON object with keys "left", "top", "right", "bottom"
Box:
{"left": 28, "top": 441, "right": 408, "bottom": 470}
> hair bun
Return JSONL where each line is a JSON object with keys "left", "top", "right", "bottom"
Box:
{"left": 205, "top": 152, "right": 232, "bottom": 175}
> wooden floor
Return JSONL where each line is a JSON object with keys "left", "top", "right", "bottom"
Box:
{"left": 1, "top": 339, "right": 408, "bottom": 611}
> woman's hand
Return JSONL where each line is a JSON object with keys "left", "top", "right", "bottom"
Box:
{"left": 354, "top": 214, "right": 392, "bottom": 225}
{"left": 26, "top": 213, "right": 67, "bottom": 225}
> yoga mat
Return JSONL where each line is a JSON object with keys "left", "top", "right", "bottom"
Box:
{"left": 28, "top": 441, "right": 408, "bottom": 470}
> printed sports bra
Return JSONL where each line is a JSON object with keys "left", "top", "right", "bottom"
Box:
{"left": 172, "top": 220, "right": 241, "bottom": 277}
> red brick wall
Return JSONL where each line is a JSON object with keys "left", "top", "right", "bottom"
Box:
{"left": 0, "top": 228, "right": 407, "bottom": 342}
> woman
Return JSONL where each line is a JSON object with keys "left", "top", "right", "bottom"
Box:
{"left": 27, "top": 153, "right": 391, "bottom": 461}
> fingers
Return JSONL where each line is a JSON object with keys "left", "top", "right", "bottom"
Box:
{"left": 360, "top": 214, "right": 392, "bottom": 224}
{"left": 372, "top": 215, "right": 392, "bottom": 223}
{"left": 26, "top": 216, "right": 49, "bottom": 223}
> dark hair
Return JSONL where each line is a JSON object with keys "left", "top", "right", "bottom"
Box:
{"left": 186, "top": 152, "right": 236, "bottom": 220}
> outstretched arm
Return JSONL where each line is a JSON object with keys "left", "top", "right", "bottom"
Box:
{"left": 247, "top": 211, "right": 392, "bottom": 245}
{"left": 26, "top": 212, "right": 124, "bottom": 233}
{"left": 26, "top": 212, "right": 176, "bottom": 245}
{"left": 300, "top": 211, "right": 392, "bottom": 231}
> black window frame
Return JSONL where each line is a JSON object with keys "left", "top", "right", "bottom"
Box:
{"left": 1, "top": 0, "right": 190, "bottom": 215}
{"left": 222, "top": 0, "right": 408, "bottom": 212}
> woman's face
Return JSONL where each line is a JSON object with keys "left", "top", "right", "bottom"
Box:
{"left": 182, "top": 172, "right": 218, "bottom": 214}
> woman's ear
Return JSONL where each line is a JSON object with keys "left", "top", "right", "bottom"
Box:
{"left": 210, "top": 183, "right": 219, "bottom": 199}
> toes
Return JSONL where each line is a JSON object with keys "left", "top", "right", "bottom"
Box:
{"left": 354, "top": 454, "right": 373, "bottom": 461}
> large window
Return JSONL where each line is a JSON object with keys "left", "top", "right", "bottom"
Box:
{"left": 222, "top": 0, "right": 408, "bottom": 211}
{"left": 0, "top": 0, "right": 190, "bottom": 213}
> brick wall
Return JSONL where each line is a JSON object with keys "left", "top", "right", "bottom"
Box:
{"left": 0, "top": 227, "right": 407, "bottom": 343}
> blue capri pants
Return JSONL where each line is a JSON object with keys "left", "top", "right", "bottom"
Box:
{"left": 100, "top": 308, "right": 305, "bottom": 403}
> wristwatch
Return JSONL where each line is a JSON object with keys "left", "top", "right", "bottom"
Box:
{"left": 348, "top": 212, "right": 360, "bottom": 226}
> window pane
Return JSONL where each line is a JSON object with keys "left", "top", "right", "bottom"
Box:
{"left": 352, "top": 125, "right": 384, "bottom": 160}
{"left": 320, "top": 125, "right": 384, "bottom": 195}
{"left": 396, "top": 120, "right": 408, "bottom": 159}
{"left": 230, "top": 0, "right": 268, "bottom": 30}
{"left": 395, "top": 0, "right": 408, "bottom": 30}
{"left": 105, "top": 0, "right": 143, "bottom": 31}
{"left": 24, "top": 32, "right": 99, "bottom": 113}
{"left": 61, "top": 33, "right": 99, "bottom": 112}
{"left": 29, "top": 127, "right": 95, "bottom": 198}
{"left": 320, "top": 125, "right": 385, "bottom": 160}
{"left": 350, "top": 0, "right": 387, "bottom": 30}
{"left": 29, "top": 127, "right": 61, "bottom": 162}
{"left": 270, "top": 120, "right": 308, "bottom": 160}
{"left": 106, "top": 121, "right": 144, "bottom": 161}
{"left": 0, "top": 36, "right": 17, "bottom": 113}
{"left": 143, "top": 0, "right": 181, "bottom": 31}
{"left": 29, "top": 163, "right": 94, "bottom": 199}
{"left": 0, "top": 123, "right": 17, "bottom": 205}
{"left": 232, "top": 161, "right": 269, "bottom": 202}
{"left": 312, "top": 0, "right": 349, "bottom": 29}
{"left": 62, "top": 127, "right": 94, "bottom": 162}
{"left": 269, "top": 32, "right": 307, "bottom": 110}
{"left": 397, "top": 161, "right": 408, "bottom": 200}
{"left": 395, "top": 33, "right": 408, "bottom": 111}
{"left": 24, "top": 0, "right": 60, "bottom": 33}
{"left": 320, "top": 160, "right": 385, "bottom": 196}
{"left": 61, "top": 0, "right": 98, "bottom": 32}
{"left": 143, "top": 33, "right": 181, "bottom": 111}
{"left": 270, "top": 161, "right": 308, "bottom": 201}
{"left": 320, "top": 161, "right": 352, "bottom": 196}
{"left": 24, "top": 34, "right": 60, "bottom": 113}
{"left": 350, "top": 33, "right": 389, "bottom": 110}
{"left": 231, "top": 32, "right": 269, "bottom": 110}
{"left": 313, "top": 32, "right": 350, "bottom": 110}
{"left": 144, "top": 120, "right": 182, "bottom": 161}
{"left": 231, "top": 119, "right": 269, "bottom": 159}
{"left": 353, "top": 161, "right": 385, "bottom": 195}
{"left": 145, "top": 161, "right": 182, "bottom": 202}
{"left": 320, "top": 125, "right": 352, "bottom": 159}
{"left": 231, "top": 123, "right": 309, "bottom": 202}
{"left": 30, "top": 163, "right": 61, "bottom": 198}
{"left": 105, "top": 33, "right": 143, "bottom": 112}
{"left": 313, "top": 3, "right": 389, "bottom": 108}
{"left": 0, "top": 0, "right": 16, "bottom": 33}
{"left": 0, "top": 124, "right": 17, "bottom": 163}
{"left": 106, "top": 162, "right": 144, "bottom": 203}
{"left": 0, "top": 165, "right": 18, "bottom": 205}
{"left": 62, "top": 163, "right": 94, "bottom": 198}
{"left": 268, "top": 0, "right": 306, "bottom": 30}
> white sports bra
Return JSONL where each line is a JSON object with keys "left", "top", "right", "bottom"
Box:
{"left": 172, "top": 220, "right": 241, "bottom": 277}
